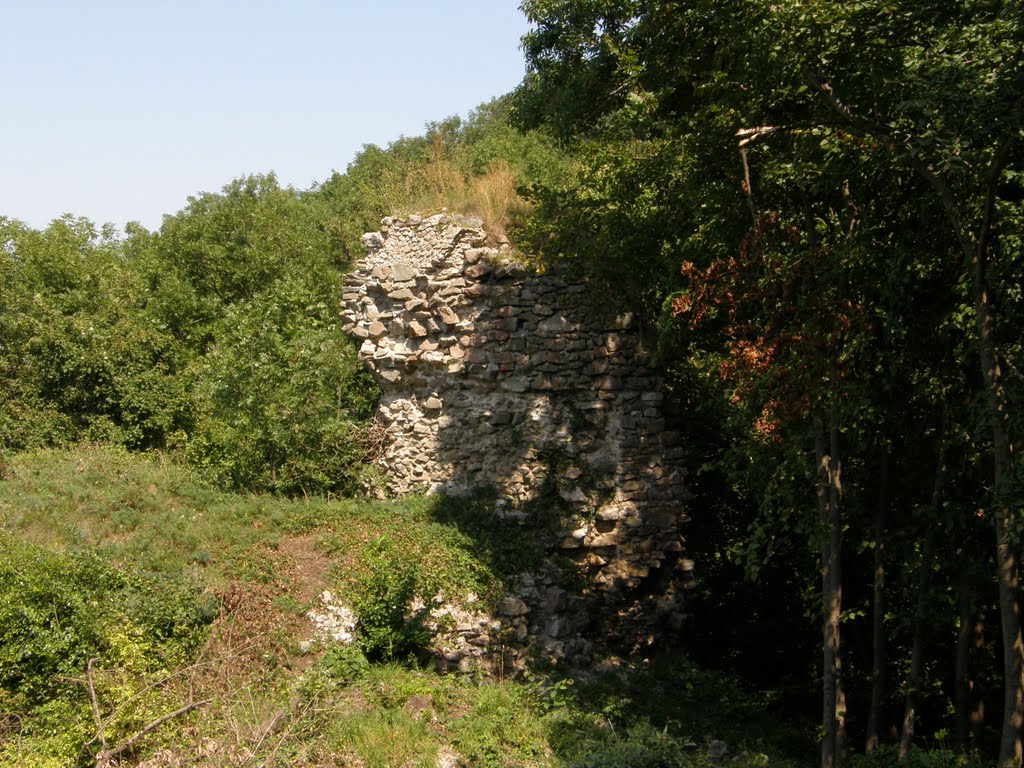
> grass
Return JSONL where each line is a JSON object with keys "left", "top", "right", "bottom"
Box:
{"left": 0, "top": 445, "right": 817, "bottom": 767}
{"left": 0, "top": 444, "right": 535, "bottom": 601}
{"left": 331, "top": 707, "right": 439, "bottom": 768}
{"left": 376, "top": 150, "right": 533, "bottom": 247}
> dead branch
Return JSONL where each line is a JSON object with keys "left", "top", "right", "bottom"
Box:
{"left": 85, "top": 659, "right": 107, "bottom": 754}
{"left": 739, "top": 148, "right": 758, "bottom": 225}
{"left": 93, "top": 699, "right": 212, "bottom": 768}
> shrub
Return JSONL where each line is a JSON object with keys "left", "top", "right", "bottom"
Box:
{"left": 185, "top": 288, "right": 378, "bottom": 496}
{"left": 0, "top": 532, "right": 211, "bottom": 707}
{"left": 349, "top": 537, "right": 431, "bottom": 663}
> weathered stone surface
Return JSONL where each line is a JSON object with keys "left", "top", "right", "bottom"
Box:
{"left": 499, "top": 597, "right": 530, "bottom": 617}
{"left": 437, "top": 305, "right": 460, "bottom": 325}
{"left": 392, "top": 261, "right": 417, "bottom": 282}
{"left": 360, "top": 231, "right": 385, "bottom": 252}
{"left": 340, "top": 214, "right": 692, "bottom": 664}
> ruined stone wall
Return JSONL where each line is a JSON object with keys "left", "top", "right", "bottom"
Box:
{"left": 341, "top": 214, "right": 692, "bottom": 658}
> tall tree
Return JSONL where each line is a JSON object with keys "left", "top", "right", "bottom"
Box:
{"left": 513, "top": 0, "right": 1023, "bottom": 763}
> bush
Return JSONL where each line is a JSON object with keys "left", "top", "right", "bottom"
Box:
{"left": 349, "top": 537, "right": 431, "bottom": 663}
{"left": 0, "top": 532, "right": 211, "bottom": 707}
{"left": 185, "top": 285, "right": 378, "bottom": 496}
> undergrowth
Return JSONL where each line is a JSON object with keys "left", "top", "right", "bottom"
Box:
{"left": 0, "top": 446, "right": 819, "bottom": 767}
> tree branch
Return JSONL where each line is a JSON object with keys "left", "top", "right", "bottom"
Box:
{"left": 85, "top": 659, "right": 107, "bottom": 753}
{"left": 739, "top": 148, "right": 758, "bottom": 225}
{"left": 977, "top": 133, "right": 1016, "bottom": 258}
{"left": 94, "top": 699, "right": 212, "bottom": 768}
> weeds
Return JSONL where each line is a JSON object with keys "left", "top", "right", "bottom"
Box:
{"left": 348, "top": 537, "right": 431, "bottom": 662}
{"left": 0, "top": 446, "right": 821, "bottom": 767}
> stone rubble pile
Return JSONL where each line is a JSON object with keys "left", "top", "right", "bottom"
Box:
{"left": 341, "top": 214, "right": 694, "bottom": 663}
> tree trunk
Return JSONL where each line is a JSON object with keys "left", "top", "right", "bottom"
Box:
{"left": 818, "top": 406, "right": 844, "bottom": 768}
{"left": 865, "top": 449, "right": 889, "bottom": 754}
{"left": 955, "top": 572, "right": 973, "bottom": 753}
{"left": 899, "top": 526, "right": 937, "bottom": 760}
{"left": 967, "top": 240, "right": 1023, "bottom": 767}
{"left": 900, "top": 410, "right": 947, "bottom": 759}
{"left": 972, "top": 608, "right": 988, "bottom": 746}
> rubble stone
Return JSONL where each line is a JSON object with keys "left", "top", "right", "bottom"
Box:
{"left": 340, "top": 215, "right": 693, "bottom": 663}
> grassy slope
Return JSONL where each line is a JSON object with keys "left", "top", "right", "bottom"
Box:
{"left": 0, "top": 446, "right": 813, "bottom": 767}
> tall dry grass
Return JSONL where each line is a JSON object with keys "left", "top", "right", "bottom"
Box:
{"left": 464, "top": 160, "right": 532, "bottom": 244}
{"left": 375, "top": 152, "right": 530, "bottom": 246}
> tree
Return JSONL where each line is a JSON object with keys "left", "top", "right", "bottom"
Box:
{"left": 0, "top": 216, "right": 191, "bottom": 452}
{"left": 513, "top": 0, "right": 1023, "bottom": 763}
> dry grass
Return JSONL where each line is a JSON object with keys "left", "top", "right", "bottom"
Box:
{"left": 376, "top": 154, "right": 531, "bottom": 247}
{"left": 464, "top": 161, "right": 533, "bottom": 245}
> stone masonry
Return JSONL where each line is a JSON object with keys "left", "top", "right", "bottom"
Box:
{"left": 341, "top": 214, "right": 693, "bottom": 660}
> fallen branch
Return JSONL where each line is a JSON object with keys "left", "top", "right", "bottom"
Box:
{"left": 93, "top": 698, "right": 212, "bottom": 768}
{"left": 83, "top": 657, "right": 214, "bottom": 768}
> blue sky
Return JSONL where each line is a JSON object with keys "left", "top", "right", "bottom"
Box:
{"left": 1, "top": 1, "right": 531, "bottom": 231}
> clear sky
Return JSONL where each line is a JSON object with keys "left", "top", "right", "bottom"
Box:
{"left": 1, "top": 1, "right": 531, "bottom": 232}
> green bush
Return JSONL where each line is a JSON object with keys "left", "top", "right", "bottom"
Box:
{"left": 0, "top": 532, "right": 211, "bottom": 708}
{"left": 349, "top": 537, "right": 431, "bottom": 663}
{"left": 320, "top": 644, "right": 371, "bottom": 684}
{"left": 185, "top": 284, "right": 378, "bottom": 496}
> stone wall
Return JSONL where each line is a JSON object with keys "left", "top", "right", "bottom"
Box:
{"left": 341, "top": 214, "right": 692, "bottom": 660}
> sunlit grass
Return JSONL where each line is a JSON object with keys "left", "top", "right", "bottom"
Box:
{"left": 0, "top": 445, "right": 819, "bottom": 767}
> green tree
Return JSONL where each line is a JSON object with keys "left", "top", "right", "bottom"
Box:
{"left": 152, "top": 173, "right": 378, "bottom": 496}
{"left": 186, "top": 280, "right": 377, "bottom": 496}
{"left": 513, "top": 0, "right": 1023, "bottom": 764}
{"left": 0, "top": 216, "right": 191, "bottom": 452}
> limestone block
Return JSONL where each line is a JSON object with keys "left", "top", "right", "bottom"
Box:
{"left": 538, "top": 314, "right": 573, "bottom": 332}
{"left": 361, "top": 231, "right": 385, "bottom": 252}
{"left": 392, "top": 262, "right": 418, "bottom": 282}
{"left": 437, "top": 306, "right": 460, "bottom": 324}
{"left": 499, "top": 597, "right": 529, "bottom": 617}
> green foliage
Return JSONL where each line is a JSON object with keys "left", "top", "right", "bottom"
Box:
{"left": 848, "top": 743, "right": 985, "bottom": 768}
{"left": 1, "top": 171, "right": 379, "bottom": 498}
{"left": 0, "top": 216, "right": 192, "bottom": 453}
{"left": 319, "top": 644, "right": 370, "bottom": 684}
{"left": 0, "top": 697, "right": 94, "bottom": 768}
{"left": 557, "top": 721, "right": 690, "bottom": 768}
{"left": 0, "top": 446, "right": 818, "bottom": 766}
{"left": 349, "top": 537, "right": 431, "bottom": 663}
{"left": 185, "top": 282, "right": 377, "bottom": 496}
{"left": 152, "top": 173, "right": 380, "bottom": 496}
{"left": 0, "top": 531, "right": 210, "bottom": 709}
{"left": 514, "top": 0, "right": 1024, "bottom": 760}
{"left": 154, "top": 173, "right": 345, "bottom": 308}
